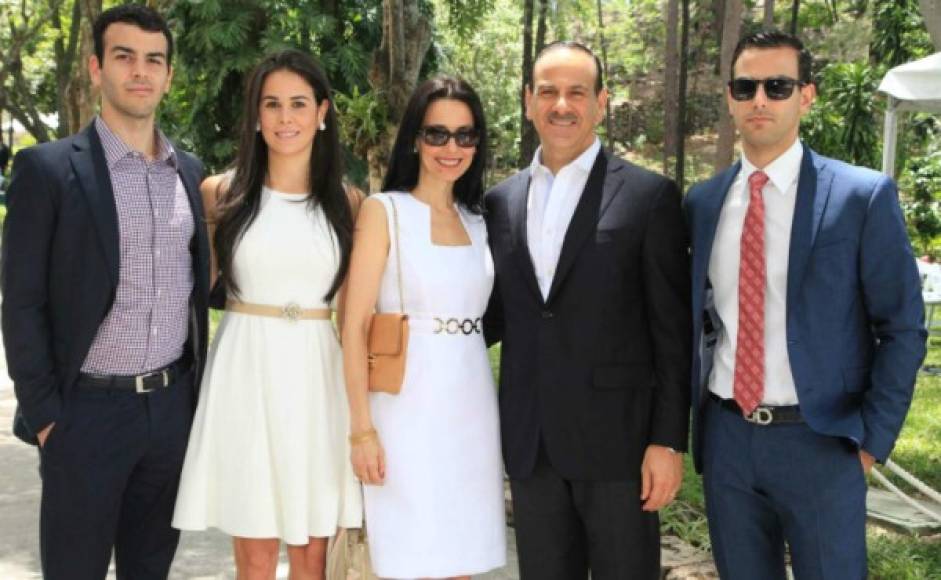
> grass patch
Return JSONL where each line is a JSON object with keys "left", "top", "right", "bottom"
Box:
{"left": 868, "top": 530, "right": 941, "bottom": 580}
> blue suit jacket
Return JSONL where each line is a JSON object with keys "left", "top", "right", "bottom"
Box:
{"left": 685, "top": 146, "right": 926, "bottom": 472}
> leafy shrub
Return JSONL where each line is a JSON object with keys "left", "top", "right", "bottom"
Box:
{"left": 901, "top": 153, "right": 941, "bottom": 257}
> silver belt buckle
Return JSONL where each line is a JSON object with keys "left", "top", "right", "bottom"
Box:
{"left": 745, "top": 407, "right": 774, "bottom": 425}
{"left": 135, "top": 369, "right": 169, "bottom": 394}
{"left": 432, "top": 317, "right": 481, "bottom": 335}
{"left": 282, "top": 302, "right": 302, "bottom": 322}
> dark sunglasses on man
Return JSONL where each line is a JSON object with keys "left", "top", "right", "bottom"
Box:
{"left": 728, "top": 77, "right": 807, "bottom": 101}
{"left": 417, "top": 126, "right": 480, "bottom": 148}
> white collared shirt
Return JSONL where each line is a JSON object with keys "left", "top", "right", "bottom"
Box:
{"left": 527, "top": 138, "right": 602, "bottom": 299}
{"left": 708, "top": 139, "right": 803, "bottom": 405}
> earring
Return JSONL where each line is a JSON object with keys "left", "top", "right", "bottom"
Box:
{"left": 255, "top": 122, "right": 261, "bottom": 132}
{"left": 319, "top": 121, "right": 326, "bottom": 131}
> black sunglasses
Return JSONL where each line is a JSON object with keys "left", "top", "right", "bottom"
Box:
{"left": 728, "top": 77, "right": 806, "bottom": 101}
{"left": 417, "top": 126, "right": 480, "bottom": 148}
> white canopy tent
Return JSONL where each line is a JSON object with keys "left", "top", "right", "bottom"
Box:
{"left": 877, "top": 52, "right": 941, "bottom": 178}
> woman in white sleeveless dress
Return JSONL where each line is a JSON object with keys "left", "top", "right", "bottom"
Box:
{"left": 343, "top": 77, "right": 506, "bottom": 579}
{"left": 172, "top": 50, "right": 362, "bottom": 578}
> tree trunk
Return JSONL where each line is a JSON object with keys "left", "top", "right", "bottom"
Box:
{"left": 366, "top": 0, "right": 432, "bottom": 191}
{"left": 676, "top": 0, "right": 690, "bottom": 189}
{"left": 713, "top": 0, "right": 726, "bottom": 74}
{"left": 790, "top": 0, "right": 800, "bottom": 34}
{"left": 664, "top": 0, "right": 680, "bottom": 175}
{"left": 715, "top": 0, "right": 744, "bottom": 171}
{"left": 920, "top": 0, "right": 941, "bottom": 50}
{"left": 519, "top": 0, "right": 537, "bottom": 168}
{"left": 596, "top": 0, "right": 613, "bottom": 149}
{"left": 67, "top": 0, "right": 101, "bottom": 133}
{"left": 53, "top": 0, "right": 82, "bottom": 138}
{"left": 535, "top": 0, "right": 548, "bottom": 51}
{"left": 764, "top": 0, "right": 775, "bottom": 28}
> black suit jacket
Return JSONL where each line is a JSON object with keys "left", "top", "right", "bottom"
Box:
{"left": 484, "top": 148, "right": 691, "bottom": 481}
{"left": 1, "top": 123, "right": 210, "bottom": 444}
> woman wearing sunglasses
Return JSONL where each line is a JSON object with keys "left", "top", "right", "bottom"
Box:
{"left": 342, "top": 76, "right": 506, "bottom": 578}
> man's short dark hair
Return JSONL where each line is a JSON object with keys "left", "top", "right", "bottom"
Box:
{"left": 533, "top": 40, "right": 605, "bottom": 94}
{"left": 93, "top": 4, "right": 173, "bottom": 67}
{"left": 730, "top": 30, "right": 813, "bottom": 85}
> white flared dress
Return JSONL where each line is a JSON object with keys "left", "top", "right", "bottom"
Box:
{"left": 364, "top": 192, "right": 506, "bottom": 578}
{"left": 172, "top": 187, "right": 362, "bottom": 544}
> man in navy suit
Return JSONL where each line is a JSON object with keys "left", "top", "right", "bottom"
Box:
{"left": 1, "top": 5, "right": 208, "bottom": 579}
{"left": 685, "top": 30, "right": 926, "bottom": 579}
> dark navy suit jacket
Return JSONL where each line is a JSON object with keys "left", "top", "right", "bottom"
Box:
{"left": 685, "top": 146, "right": 926, "bottom": 471}
{"left": 484, "top": 149, "right": 692, "bottom": 481}
{"left": 1, "top": 123, "right": 210, "bottom": 444}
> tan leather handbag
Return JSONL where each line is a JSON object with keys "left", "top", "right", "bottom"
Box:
{"left": 325, "top": 527, "right": 377, "bottom": 580}
{"left": 367, "top": 196, "right": 409, "bottom": 394}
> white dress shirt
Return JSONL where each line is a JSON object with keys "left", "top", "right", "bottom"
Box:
{"left": 527, "top": 138, "right": 602, "bottom": 299}
{"left": 708, "top": 139, "right": 803, "bottom": 405}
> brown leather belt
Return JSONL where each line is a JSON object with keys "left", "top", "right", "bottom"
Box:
{"left": 225, "top": 300, "right": 332, "bottom": 322}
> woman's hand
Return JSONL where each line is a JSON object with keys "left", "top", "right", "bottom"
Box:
{"left": 351, "top": 431, "right": 386, "bottom": 486}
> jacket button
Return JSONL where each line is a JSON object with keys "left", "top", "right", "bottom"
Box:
{"left": 542, "top": 310, "right": 554, "bottom": 319}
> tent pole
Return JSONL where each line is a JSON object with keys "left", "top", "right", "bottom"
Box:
{"left": 882, "top": 96, "right": 899, "bottom": 178}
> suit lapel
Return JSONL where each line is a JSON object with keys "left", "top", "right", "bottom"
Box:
{"left": 71, "top": 125, "right": 120, "bottom": 287}
{"left": 693, "top": 162, "right": 740, "bottom": 302}
{"left": 508, "top": 168, "right": 544, "bottom": 305}
{"left": 545, "top": 149, "right": 610, "bottom": 305}
{"left": 177, "top": 154, "right": 209, "bottom": 295}
{"left": 786, "top": 148, "right": 832, "bottom": 310}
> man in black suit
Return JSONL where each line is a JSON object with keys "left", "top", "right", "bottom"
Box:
{"left": 484, "top": 41, "right": 691, "bottom": 579}
{"left": 1, "top": 5, "right": 209, "bottom": 579}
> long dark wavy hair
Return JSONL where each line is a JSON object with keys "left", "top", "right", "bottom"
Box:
{"left": 382, "top": 76, "right": 488, "bottom": 214}
{"left": 214, "top": 50, "right": 352, "bottom": 302}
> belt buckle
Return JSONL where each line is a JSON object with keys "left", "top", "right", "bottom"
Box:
{"left": 433, "top": 317, "right": 481, "bottom": 335}
{"left": 135, "top": 369, "right": 170, "bottom": 394}
{"left": 282, "top": 302, "right": 301, "bottom": 323}
{"left": 745, "top": 407, "right": 774, "bottom": 425}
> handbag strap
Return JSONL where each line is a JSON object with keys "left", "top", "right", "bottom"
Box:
{"left": 387, "top": 195, "right": 405, "bottom": 313}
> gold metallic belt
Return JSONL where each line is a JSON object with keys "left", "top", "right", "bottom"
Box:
{"left": 225, "top": 300, "right": 332, "bottom": 322}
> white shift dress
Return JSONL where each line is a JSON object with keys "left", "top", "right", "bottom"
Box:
{"left": 364, "top": 192, "right": 506, "bottom": 578}
{"left": 172, "top": 186, "right": 362, "bottom": 544}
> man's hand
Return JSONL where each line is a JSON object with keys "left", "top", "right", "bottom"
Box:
{"left": 859, "top": 450, "right": 876, "bottom": 475}
{"left": 641, "top": 444, "right": 683, "bottom": 512}
{"left": 37, "top": 423, "right": 55, "bottom": 448}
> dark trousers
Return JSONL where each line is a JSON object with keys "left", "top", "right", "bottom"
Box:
{"left": 510, "top": 444, "right": 660, "bottom": 580}
{"left": 38, "top": 367, "right": 194, "bottom": 580}
{"left": 702, "top": 396, "right": 867, "bottom": 580}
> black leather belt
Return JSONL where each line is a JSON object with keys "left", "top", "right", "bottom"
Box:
{"left": 709, "top": 393, "right": 803, "bottom": 425}
{"left": 77, "top": 359, "right": 187, "bottom": 394}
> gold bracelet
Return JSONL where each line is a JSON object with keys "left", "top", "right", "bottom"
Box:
{"left": 349, "top": 428, "right": 378, "bottom": 446}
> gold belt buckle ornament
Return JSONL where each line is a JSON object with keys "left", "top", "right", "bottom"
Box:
{"left": 282, "top": 302, "right": 302, "bottom": 322}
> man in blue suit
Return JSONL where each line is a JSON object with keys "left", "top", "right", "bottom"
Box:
{"left": 685, "top": 30, "right": 926, "bottom": 579}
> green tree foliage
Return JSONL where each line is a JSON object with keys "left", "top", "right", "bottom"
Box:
{"left": 901, "top": 153, "right": 941, "bottom": 256}
{"left": 161, "top": 0, "right": 382, "bottom": 172}
{"left": 801, "top": 61, "right": 881, "bottom": 169}
{"left": 869, "top": 0, "right": 933, "bottom": 68}
{"left": 432, "top": 0, "right": 520, "bottom": 177}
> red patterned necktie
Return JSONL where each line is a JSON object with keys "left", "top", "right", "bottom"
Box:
{"left": 733, "top": 170, "right": 769, "bottom": 416}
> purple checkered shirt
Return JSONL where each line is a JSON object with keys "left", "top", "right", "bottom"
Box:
{"left": 81, "top": 117, "right": 195, "bottom": 375}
